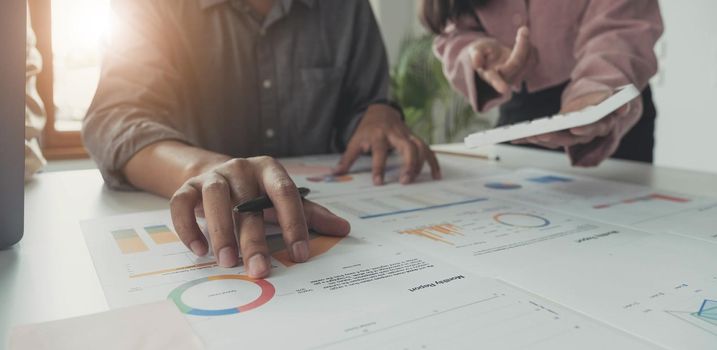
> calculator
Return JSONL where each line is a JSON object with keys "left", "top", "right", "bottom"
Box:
{"left": 464, "top": 84, "right": 641, "bottom": 148}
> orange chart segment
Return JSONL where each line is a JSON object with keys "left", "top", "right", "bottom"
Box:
{"left": 397, "top": 224, "right": 463, "bottom": 245}
{"left": 282, "top": 163, "right": 333, "bottom": 176}
{"left": 272, "top": 236, "right": 344, "bottom": 267}
{"left": 145, "top": 225, "right": 180, "bottom": 244}
{"left": 593, "top": 193, "right": 691, "bottom": 209}
{"left": 129, "top": 261, "right": 217, "bottom": 279}
{"left": 111, "top": 229, "right": 149, "bottom": 254}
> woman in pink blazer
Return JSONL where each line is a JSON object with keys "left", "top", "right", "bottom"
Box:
{"left": 422, "top": 0, "right": 663, "bottom": 166}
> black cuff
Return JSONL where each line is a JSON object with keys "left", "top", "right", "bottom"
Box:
{"left": 474, "top": 72, "right": 501, "bottom": 111}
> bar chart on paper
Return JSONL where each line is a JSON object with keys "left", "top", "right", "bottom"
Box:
{"left": 388, "top": 210, "right": 588, "bottom": 258}
{"left": 145, "top": 224, "right": 181, "bottom": 244}
{"left": 592, "top": 193, "right": 691, "bottom": 210}
{"left": 111, "top": 229, "right": 149, "bottom": 254}
{"left": 107, "top": 224, "right": 218, "bottom": 280}
{"left": 317, "top": 183, "right": 609, "bottom": 267}
{"left": 397, "top": 223, "right": 466, "bottom": 245}
{"left": 460, "top": 169, "right": 711, "bottom": 229}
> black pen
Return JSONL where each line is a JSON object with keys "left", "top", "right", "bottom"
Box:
{"left": 233, "top": 187, "right": 311, "bottom": 213}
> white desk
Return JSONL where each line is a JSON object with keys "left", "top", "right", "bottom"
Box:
{"left": 2, "top": 144, "right": 716, "bottom": 347}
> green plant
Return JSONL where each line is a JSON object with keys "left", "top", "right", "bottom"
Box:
{"left": 390, "top": 34, "right": 488, "bottom": 144}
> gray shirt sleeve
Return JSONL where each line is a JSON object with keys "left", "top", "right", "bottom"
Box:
{"left": 83, "top": 0, "right": 392, "bottom": 190}
{"left": 83, "top": 0, "right": 191, "bottom": 190}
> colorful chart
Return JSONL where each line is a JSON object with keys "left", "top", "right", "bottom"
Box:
{"left": 307, "top": 174, "right": 354, "bottom": 183}
{"left": 111, "top": 229, "right": 148, "bottom": 254}
{"left": 698, "top": 299, "right": 717, "bottom": 321}
{"left": 398, "top": 223, "right": 463, "bottom": 245}
{"left": 593, "top": 193, "right": 691, "bottom": 209}
{"left": 665, "top": 303, "right": 717, "bottom": 336}
{"left": 527, "top": 175, "right": 573, "bottom": 184}
{"left": 144, "top": 225, "right": 180, "bottom": 245}
{"left": 272, "top": 235, "right": 344, "bottom": 267}
{"left": 493, "top": 213, "right": 551, "bottom": 228}
{"left": 282, "top": 163, "right": 333, "bottom": 176}
{"left": 168, "top": 275, "right": 275, "bottom": 316}
{"left": 130, "top": 261, "right": 217, "bottom": 279}
{"left": 359, "top": 198, "right": 489, "bottom": 219}
{"left": 484, "top": 182, "right": 522, "bottom": 190}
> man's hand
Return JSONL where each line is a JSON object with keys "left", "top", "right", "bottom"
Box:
{"left": 333, "top": 104, "right": 441, "bottom": 186}
{"left": 513, "top": 91, "right": 643, "bottom": 166}
{"left": 170, "top": 156, "right": 350, "bottom": 278}
{"left": 469, "top": 26, "right": 531, "bottom": 94}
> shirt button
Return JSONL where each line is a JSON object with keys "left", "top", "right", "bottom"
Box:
{"left": 259, "top": 28, "right": 267, "bottom": 37}
{"left": 512, "top": 13, "right": 524, "bottom": 26}
{"left": 262, "top": 79, "right": 272, "bottom": 89}
{"left": 265, "top": 128, "right": 275, "bottom": 138}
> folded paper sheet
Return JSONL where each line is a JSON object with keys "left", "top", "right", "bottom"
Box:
{"left": 8, "top": 301, "right": 204, "bottom": 350}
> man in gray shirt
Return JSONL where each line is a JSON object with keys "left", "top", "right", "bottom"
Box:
{"left": 83, "top": 0, "right": 440, "bottom": 278}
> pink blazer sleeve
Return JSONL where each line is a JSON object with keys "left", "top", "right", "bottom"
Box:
{"left": 562, "top": 0, "right": 664, "bottom": 104}
{"left": 433, "top": 17, "right": 511, "bottom": 113}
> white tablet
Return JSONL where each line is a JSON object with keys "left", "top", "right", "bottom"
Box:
{"left": 464, "top": 84, "right": 641, "bottom": 148}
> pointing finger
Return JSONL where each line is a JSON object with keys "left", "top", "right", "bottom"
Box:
{"left": 370, "top": 137, "right": 390, "bottom": 185}
{"left": 481, "top": 69, "right": 510, "bottom": 95}
{"left": 500, "top": 26, "right": 530, "bottom": 78}
{"left": 333, "top": 141, "right": 363, "bottom": 175}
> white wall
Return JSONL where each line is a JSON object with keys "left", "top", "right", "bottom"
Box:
{"left": 369, "top": 0, "right": 422, "bottom": 66}
{"left": 652, "top": 0, "right": 717, "bottom": 174}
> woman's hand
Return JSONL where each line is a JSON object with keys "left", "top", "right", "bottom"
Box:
{"left": 469, "top": 26, "right": 531, "bottom": 94}
{"left": 513, "top": 91, "right": 643, "bottom": 166}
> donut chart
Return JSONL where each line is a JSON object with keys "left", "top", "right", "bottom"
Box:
{"left": 493, "top": 213, "right": 550, "bottom": 228}
{"left": 168, "top": 275, "right": 275, "bottom": 316}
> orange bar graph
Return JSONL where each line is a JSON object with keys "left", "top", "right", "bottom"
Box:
{"left": 145, "top": 225, "right": 180, "bottom": 244}
{"left": 111, "top": 229, "right": 149, "bottom": 254}
{"left": 397, "top": 223, "right": 463, "bottom": 245}
{"left": 129, "top": 261, "right": 217, "bottom": 279}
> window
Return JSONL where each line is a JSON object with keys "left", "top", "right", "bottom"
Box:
{"left": 29, "top": 0, "right": 112, "bottom": 159}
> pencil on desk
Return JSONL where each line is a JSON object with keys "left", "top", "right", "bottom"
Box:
{"left": 433, "top": 149, "right": 501, "bottom": 162}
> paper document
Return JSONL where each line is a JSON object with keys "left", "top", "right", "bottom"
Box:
{"left": 81, "top": 209, "right": 656, "bottom": 349}
{"left": 280, "top": 153, "right": 505, "bottom": 199}
{"left": 78, "top": 160, "right": 717, "bottom": 349}
{"left": 459, "top": 168, "right": 717, "bottom": 244}
{"left": 318, "top": 178, "right": 717, "bottom": 350}
{"left": 9, "top": 301, "right": 204, "bottom": 350}
{"left": 464, "top": 85, "right": 640, "bottom": 148}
